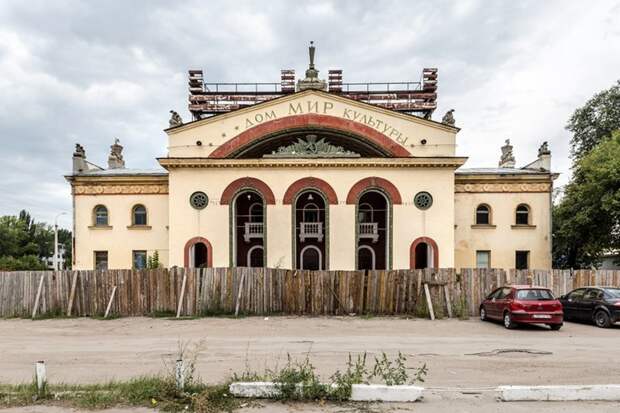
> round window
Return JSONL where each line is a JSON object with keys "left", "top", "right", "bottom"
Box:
{"left": 414, "top": 191, "right": 433, "bottom": 210}
{"left": 190, "top": 191, "right": 209, "bottom": 209}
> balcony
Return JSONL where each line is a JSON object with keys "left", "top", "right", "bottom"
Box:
{"left": 299, "top": 222, "right": 324, "bottom": 242}
{"left": 358, "top": 222, "right": 379, "bottom": 243}
{"left": 244, "top": 222, "right": 264, "bottom": 242}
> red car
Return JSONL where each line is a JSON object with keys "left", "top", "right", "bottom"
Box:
{"left": 479, "top": 285, "right": 563, "bottom": 330}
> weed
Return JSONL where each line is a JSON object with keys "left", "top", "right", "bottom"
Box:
{"left": 369, "top": 352, "right": 427, "bottom": 385}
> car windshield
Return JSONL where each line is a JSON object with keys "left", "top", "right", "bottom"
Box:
{"left": 516, "top": 289, "right": 554, "bottom": 300}
{"left": 603, "top": 288, "right": 620, "bottom": 298}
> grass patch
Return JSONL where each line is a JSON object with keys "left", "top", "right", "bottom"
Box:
{"left": 0, "top": 377, "right": 240, "bottom": 412}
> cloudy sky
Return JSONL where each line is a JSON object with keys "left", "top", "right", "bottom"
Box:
{"left": 1, "top": 0, "right": 619, "bottom": 228}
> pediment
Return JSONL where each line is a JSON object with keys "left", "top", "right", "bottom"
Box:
{"left": 166, "top": 89, "right": 457, "bottom": 159}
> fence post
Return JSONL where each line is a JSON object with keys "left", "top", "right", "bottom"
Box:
{"left": 423, "top": 283, "right": 435, "bottom": 320}
{"left": 176, "top": 272, "right": 188, "bottom": 318}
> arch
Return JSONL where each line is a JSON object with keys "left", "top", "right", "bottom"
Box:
{"left": 346, "top": 177, "right": 402, "bottom": 204}
{"left": 209, "top": 114, "right": 411, "bottom": 158}
{"left": 283, "top": 177, "right": 338, "bottom": 205}
{"left": 93, "top": 205, "right": 109, "bottom": 226}
{"left": 475, "top": 203, "right": 491, "bottom": 225}
{"left": 131, "top": 204, "right": 147, "bottom": 226}
{"left": 220, "top": 177, "right": 276, "bottom": 205}
{"left": 183, "top": 237, "right": 213, "bottom": 268}
{"left": 248, "top": 202, "right": 263, "bottom": 222}
{"left": 246, "top": 245, "right": 264, "bottom": 267}
{"left": 409, "top": 237, "right": 439, "bottom": 269}
{"left": 357, "top": 245, "right": 376, "bottom": 270}
{"left": 515, "top": 203, "right": 530, "bottom": 225}
{"left": 300, "top": 245, "right": 323, "bottom": 270}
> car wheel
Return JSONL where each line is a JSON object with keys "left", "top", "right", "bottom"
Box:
{"left": 548, "top": 323, "right": 562, "bottom": 331}
{"left": 480, "top": 306, "right": 487, "bottom": 321}
{"left": 503, "top": 312, "right": 515, "bottom": 329}
{"left": 594, "top": 310, "right": 611, "bottom": 328}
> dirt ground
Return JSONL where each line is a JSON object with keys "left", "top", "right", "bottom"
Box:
{"left": 0, "top": 316, "right": 618, "bottom": 387}
{"left": 1, "top": 316, "right": 619, "bottom": 412}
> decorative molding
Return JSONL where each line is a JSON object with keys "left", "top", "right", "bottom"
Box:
{"left": 264, "top": 134, "right": 360, "bottom": 158}
{"left": 220, "top": 177, "right": 276, "bottom": 205}
{"left": 455, "top": 182, "right": 552, "bottom": 193}
{"left": 346, "top": 177, "right": 403, "bottom": 205}
{"left": 159, "top": 157, "right": 468, "bottom": 169}
{"left": 73, "top": 184, "right": 169, "bottom": 195}
{"left": 283, "top": 177, "right": 338, "bottom": 205}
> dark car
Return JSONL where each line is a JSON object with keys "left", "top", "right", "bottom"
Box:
{"left": 479, "top": 285, "right": 563, "bottom": 330}
{"left": 559, "top": 287, "right": 620, "bottom": 328}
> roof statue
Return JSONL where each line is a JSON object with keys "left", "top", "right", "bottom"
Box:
{"left": 441, "top": 109, "right": 455, "bottom": 126}
{"left": 73, "top": 143, "right": 85, "bottom": 158}
{"left": 264, "top": 134, "right": 360, "bottom": 158}
{"left": 499, "top": 139, "right": 516, "bottom": 168}
{"left": 169, "top": 110, "right": 183, "bottom": 128}
{"left": 538, "top": 141, "right": 551, "bottom": 156}
{"left": 108, "top": 138, "right": 125, "bottom": 169}
{"left": 297, "top": 41, "right": 327, "bottom": 91}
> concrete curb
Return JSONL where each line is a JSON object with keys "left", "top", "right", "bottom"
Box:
{"left": 498, "top": 385, "right": 620, "bottom": 401}
{"left": 351, "top": 384, "right": 423, "bottom": 402}
{"left": 229, "top": 382, "right": 423, "bottom": 402}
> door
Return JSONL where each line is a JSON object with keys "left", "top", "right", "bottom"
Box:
{"left": 579, "top": 289, "right": 602, "bottom": 322}
{"left": 485, "top": 288, "right": 502, "bottom": 319}
{"left": 564, "top": 288, "right": 586, "bottom": 320}
{"left": 494, "top": 287, "right": 512, "bottom": 318}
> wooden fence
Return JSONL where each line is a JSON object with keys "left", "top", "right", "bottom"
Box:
{"left": 0, "top": 268, "right": 619, "bottom": 319}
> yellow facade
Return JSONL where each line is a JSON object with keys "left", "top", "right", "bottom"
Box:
{"left": 67, "top": 90, "right": 556, "bottom": 271}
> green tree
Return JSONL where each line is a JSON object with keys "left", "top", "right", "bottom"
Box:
{"left": 553, "top": 131, "right": 620, "bottom": 268}
{"left": 0, "top": 210, "right": 72, "bottom": 271}
{"left": 567, "top": 80, "right": 620, "bottom": 160}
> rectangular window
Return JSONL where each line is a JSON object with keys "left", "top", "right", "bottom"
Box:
{"left": 515, "top": 250, "right": 529, "bottom": 270}
{"left": 476, "top": 250, "right": 490, "bottom": 268}
{"left": 133, "top": 250, "right": 147, "bottom": 269}
{"left": 94, "top": 251, "right": 108, "bottom": 270}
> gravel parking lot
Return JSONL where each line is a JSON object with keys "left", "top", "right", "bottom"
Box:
{"left": 0, "top": 316, "right": 618, "bottom": 388}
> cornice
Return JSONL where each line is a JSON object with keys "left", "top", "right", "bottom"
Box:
{"left": 68, "top": 175, "right": 169, "bottom": 196}
{"left": 157, "top": 156, "right": 468, "bottom": 169}
{"left": 455, "top": 182, "right": 552, "bottom": 193}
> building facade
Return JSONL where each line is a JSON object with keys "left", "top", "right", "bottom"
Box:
{"left": 66, "top": 47, "right": 557, "bottom": 271}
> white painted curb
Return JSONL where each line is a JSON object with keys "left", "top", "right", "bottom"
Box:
{"left": 498, "top": 385, "right": 620, "bottom": 401}
{"left": 351, "top": 384, "right": 423, "bottom": 402}
{"left": 229, "top": 382, "right": 424, "bottom": 402}
{"left": 229, "top": 382, "right": 280, "bottom": 398}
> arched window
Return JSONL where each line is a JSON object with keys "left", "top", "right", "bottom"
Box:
{"left": 300, "top": 245, "right": 322, "bottom": 270}
{"left": 302, "top": 203, "right": 320, "bottom": 222}
{"left": 475, "top": 204, "right": 491, "bottom": 225}
{"left": 358, "top": 203, "right": 374, "bottom": 223}
{"left": 94, "top": 205, "right": 108, "bottom": 226}
{"left": 132, "top": 204, "right": 147, "bottom": 226}
{"left": 248, "top": 202, "right": 263, "bottom": 223}
{"left": 247, "top": 245, "right": 264, "bottom": 267}
{"left": 515, "top": 204, "right": 530, "bottom": 225}
{"left": 357, "top": 245, "right": 376, "bottom": 270}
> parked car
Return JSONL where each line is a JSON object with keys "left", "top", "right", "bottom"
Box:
{"left": 479, "top": 285, "right": 563, "bottom": 330}
{"left": 559, "top": 287, "right": 620, "bottom": 328}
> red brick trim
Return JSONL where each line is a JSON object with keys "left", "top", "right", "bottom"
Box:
{"left": 220, "top": 177, "right": 276, "bottom": 205}
{"left": 409, "top": 237, "right": 439, "bottom": 269}
{"left": 346, "top": 177, "right": 403, "bottom": 204}
{"left": 183, "top": 237, "right": 213, "bottom": 268}
{"left": 209, "top": 114, "right": 410, "bottom": 158}
{"left": 283, "top": 177, "right": 338, "bottom": 205}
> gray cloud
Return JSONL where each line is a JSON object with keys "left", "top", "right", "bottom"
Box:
{"left": 1, "top": 0, "right": 619, "bottom": 228}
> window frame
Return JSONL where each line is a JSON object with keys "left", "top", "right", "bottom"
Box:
{"left": 475, "top": 204, "right": 491, "bottom": 225}
{"left": 515, "top": 250, "right": 530, "bottom": 270}
{"left": 515, "top": 204, "right": 530, "bottom": 225}
{"left": 94, "top": 250, "right": 108, "bottom": 270}
{"left": 131, "top": 204, "right": 148, "bottom": 226}
{"left": 132, "top": 250, "right": 147, "bottom": 270}
{"left": 476, "top": 250, "right": 491, "bottom": 268}
{"left": 93, "top": 205, "right": 109, "bottom": 227}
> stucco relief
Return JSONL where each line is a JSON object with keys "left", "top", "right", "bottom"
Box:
{"left": 455, "top": 182, "right": 551, "bottom": 193}
{"left": 73, "top": 184, "right": 169, "bottom": 195}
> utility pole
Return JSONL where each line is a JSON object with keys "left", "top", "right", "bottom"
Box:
{"left": 54, "top": 212, "right": 67, "bottom": 271}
